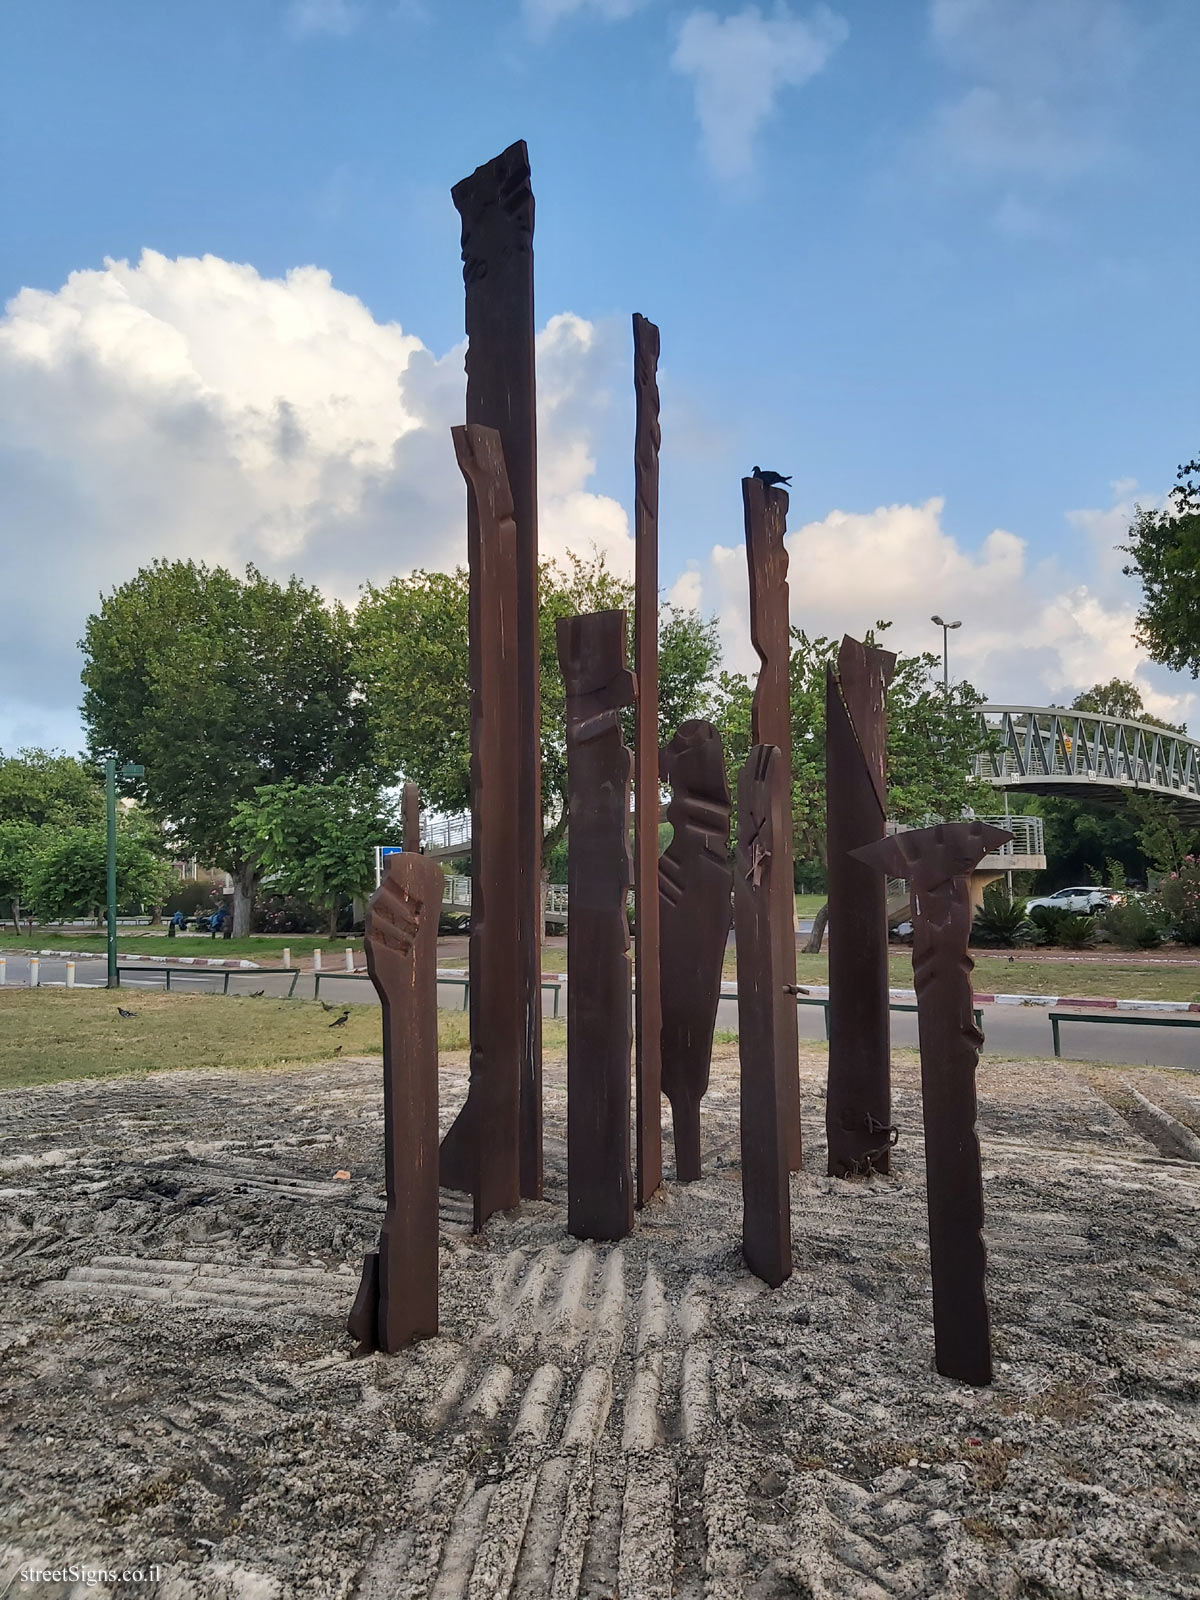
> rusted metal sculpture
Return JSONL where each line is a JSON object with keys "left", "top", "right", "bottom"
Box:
{"left": 851, "top": 820, "right": 1011, "bottom": 1387}
{"left": 734, "top": 744, "right": 793, "bottom": 1289}
{"left": 557, "top": 610, "right": 637, "bottom": 1242}
{"left": 402, "top": 781, "right": 420, "bottom": 855}
{"left": 438, "top": 424, "right": 522, "bottom": 1230}
{"left": 452, "top": 140, "right": 543, "bottom": 1202}
{"left": 743, "top": 475, "right": 802, "bottom": 1171}
{"left": 659, "top": 719, "right": 733, "bottom": 1181}
{"left": 633, "top": 311, "right": 664, "bottom": 1209}
{"left": 348, "top": 851, "right": 445, "bottom": 1353}
{"left": 826, "top": 636, "right": 898, "bottom": 1177}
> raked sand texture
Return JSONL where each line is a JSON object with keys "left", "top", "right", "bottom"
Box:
{"left": 1, "top": 1048, "right": 1199, "bottom": 1598}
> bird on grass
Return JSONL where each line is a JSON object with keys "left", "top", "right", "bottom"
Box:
{"left": 248, "top": 989, "right": 265, "bottom": 997}
{"left": 328, "top": 1009, "right": 350, "bottom": 1029}
{"left": 319, "top": 1000, "right": 338, "bottom": 1013}
{"left": 117, "top": 1007, "right": 137, "bottom": 1019}
{"left": 752, "top": 465, "right": 792, "bottom": 488}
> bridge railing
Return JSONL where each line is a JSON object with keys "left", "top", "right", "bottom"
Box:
{"left": 975, "top": 706, "right": 1200, "bottom": 802}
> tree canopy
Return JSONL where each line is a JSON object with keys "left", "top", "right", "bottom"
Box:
{"left": 354, "top": 551, "right": 723, "bottom": 860}
{"left": 231, "top": 778, "right": 398, "bottom": 937}
{"left": 80, "top": 560, "right": 369, "bottom": 933}
{"left": 1123, "top": 454, "right": 1200, "bottom": 678}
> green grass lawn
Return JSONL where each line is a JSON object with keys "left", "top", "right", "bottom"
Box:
{"left": 794, "top": 894, "right": 826, "bottom": 918}
{"left": 0, "top": 929, "right": 358, "bottom": 962}
{"left": 0, "top": 988, "right": 570, "bottom": 1093}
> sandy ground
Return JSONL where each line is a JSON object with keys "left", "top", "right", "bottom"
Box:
{"left": 1, "top": 1047, "right": 1198, "bottom": 1600}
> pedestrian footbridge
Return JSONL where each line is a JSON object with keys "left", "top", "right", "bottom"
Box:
{"left": 976, "top": 706, "right": 1200, "bottom": 822}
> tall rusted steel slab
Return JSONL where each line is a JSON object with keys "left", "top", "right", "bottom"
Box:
{"left": 851, "top": 821, "right": 1012, "bottom": 1387}
{"left": 438, "top": 424, "right": 522, "bottom": 1230}
{"left": 452, "top": 141, "right": 543, "bottom": 1202}
{"left": 402, "top": 782, "right": 421, "bottom": 855}
{"left": 743, "top": 476, "right": 801, "bottom": 1171}
{"left": 348, "top": 851, "right": 445, "bottom": 1354}
{"left": 826, "top": 636, "right": 898, "bottom": 1177}
{"left": 659, "top": 719, "right": 733, "bottom": 1182}
{"left": 734, "top": 744, "right": 793, "bottom": 1288}
{"left": 633, "top": 311, "right": 664, "bottom": 1207}
{"left": 558, "top": 610, "right": 636, "bottom": 1242}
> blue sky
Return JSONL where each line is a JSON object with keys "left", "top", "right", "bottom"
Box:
{"left": 2, "top": 0, "right": 1198, "bottom": 753}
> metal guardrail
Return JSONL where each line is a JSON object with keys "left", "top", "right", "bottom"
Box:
{"left": 117, "top": 964, "right": 300, "bottom": 997}
{"left": 793, "top": 994, "right": 982, "bottom": 1039}
{"left": 976, "top": 706, "right": 1200, "bottom": 815}
{"left": 1049, "top": 1009, "right": 1200, "bottom": 1056}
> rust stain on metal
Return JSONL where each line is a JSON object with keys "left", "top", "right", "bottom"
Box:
{"left": 851, "top": 820, "right": 1012, "bottom": 1386}
{"left": 632, "top": 311, "right": 664, "bottom": 1209}
{"left": 557, "top": 610, "right": 637, "bottom": 1242}
{"left": 659, "top": 719, "right": 733, "bottom": 1182}
{"left": 452, "top": 141, "right": 543, "bottom": 1201}
{"left": 438, "top": 424, "right": 522, "bottom": 1230}
{"left": 743, "top": 475, "right": 801, "bottom": 1171}
{"left": 734, "top": 743, "right": 794, "bottom": 1288}
{"left": 348, "top": 851, "right": 445, "bottom": 1353}
{"left": 826, "top": 636, "right": 897, "bottom": 1177}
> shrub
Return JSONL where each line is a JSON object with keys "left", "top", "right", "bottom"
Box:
{"left": 1099, "top": 897, "right": 1164, "bottom": 950}
{"left": 1028, "top": 905, "right": 1096, "bottom": 948}
{"left": 972, "top": 883, "right": 1034, "bottom": 947}
{"left": 1157, "top": 856, "right": 1200, "bottom": 945}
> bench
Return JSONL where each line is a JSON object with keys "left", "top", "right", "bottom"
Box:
{"left": 1049, "top": 1009, "right": 1200, "bottom": 1058}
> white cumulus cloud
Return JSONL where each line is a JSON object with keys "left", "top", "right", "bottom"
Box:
{"left": 0, "top": 252, "right": 631, "bottom": 752}
{"left": 672, "top": 3, "right": 848, "bottom": 181}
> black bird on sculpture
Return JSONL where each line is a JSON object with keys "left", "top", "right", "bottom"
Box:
{"left": 752, "top": 466, "right": 791, "bottom": 488}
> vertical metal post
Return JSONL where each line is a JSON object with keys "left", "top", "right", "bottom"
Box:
{"left": 105, "top": 758, "right": 118, "bottom": 989}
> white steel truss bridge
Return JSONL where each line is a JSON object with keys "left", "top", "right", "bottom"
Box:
{"left": 975, "top": 705, "right": 1200, "bottom": 822}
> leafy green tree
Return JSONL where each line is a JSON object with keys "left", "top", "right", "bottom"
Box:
{"left": 354, "top": 550, "right": 723, "bottom": 862}
{"left": 230, "top": 778, "right": 399, "bottom": 938}
{"left": 0, "top": 821, "right": 39, "bottom": 931}
{"left": 27, "top": 822, "right": 176, "bottom": 924}
{"left": 1070, "top": 678, "right": 1183, "bottom": 732}
{"left": 0, "top": 749, "right": 103, "bottom": 829}
{"left": 81, "top": 561, "right": 369, "bottom": 935}
{"left": 1123, "top": 455, "right": 1200, "bottom": 677}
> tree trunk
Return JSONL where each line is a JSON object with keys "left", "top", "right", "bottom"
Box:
{"left": 804, "top": 901, "right": 829, "bottom": 954}
{"left": 148, "top": 904, "right": 163, "bottom": 926}
{"left": 328, "top": 901, "right": 339, "bottom": 940}
{"left": 10, "top": 899, "right": 20, "bottom": 935}
{"left": 231, "top": 865, "right": 257, "bottom": 938}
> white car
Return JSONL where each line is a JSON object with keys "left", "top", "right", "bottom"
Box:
{"left": 1025, "top": 886, "right": 1119, "bottom": 916}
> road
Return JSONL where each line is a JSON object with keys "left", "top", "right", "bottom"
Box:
{"left": 3, "top": 952, "right": 1197, "bottom": 1070}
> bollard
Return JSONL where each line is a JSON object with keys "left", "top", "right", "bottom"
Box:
{"left": 30, "top": 957, "right": 40, "bottom": 988}
{"left": 312, "top": 949, "right": 322, "bottom": 972}
{"left": 344, "top": 947, "right": 355, "bottom": 972}
{"left": 282, "top": 947, "right": 291, "bottom": 970}
{"left": 66, "top": 961, "right": 75, "bottom": 988}
{"left": 0, "top": 957, "right": 6, "bottom": 986}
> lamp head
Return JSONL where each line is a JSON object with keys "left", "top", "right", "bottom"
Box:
{"left": 931, "top": 614, "right": 945, "bottom": 626}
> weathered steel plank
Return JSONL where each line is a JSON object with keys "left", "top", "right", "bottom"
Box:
{"left": 348, "top": 851, "right": 445, "bottom": 1353}
{"left": 633, "top": 311, "right": 664, "bottom": 1209}
{"left": 659, "top": 719, "right": 733, "bottom": 1182}
{"left": 402, "top": 781, "right": 421, "bottom": 855}
{"left": 850, "top": 820, "right": 1012, "bottom": 1386}
{"left": 438, "top": 423, "right": 522, "bottom": 1230}
{"left": 735, "top": 743, "right": 793, "bottom": 1288}
{"left": 558, "top": 610, "right": 637, "bottom": 1242}
{"left": 825, "top": 636, "right": 897, "bottom": 1177}
{"left": 743, "top": 475, "right": 801, "bottom": 1171}
{"left": 452, "top": 141, "right": 543, "bottom": 1202}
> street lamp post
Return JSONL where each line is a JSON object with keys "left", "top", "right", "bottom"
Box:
{"left": 931, "top": 615, "right": 962, "bottom": 693}
{"left": 106, "top": 759, "right": 144, "bottom": 989}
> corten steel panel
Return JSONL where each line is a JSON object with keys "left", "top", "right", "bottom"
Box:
{"left": 734, "top": 744, "right": 793, "bottom": 1288}
{"left": 851, "top": 820, "right": 1012, "bottom": 1387}
{"left": 743, "top": 476, "right": 802, "bottom": 1171}
{"left": 452, "top": 141, "right": 543, "bottom": 1202}
{"left": 438, "top": 425, "right": 522, "bottom": 1230}
{"left": 402, "top": 782, "right": 421, "bottom": 855}
{"left": 557, "top": 610, "right": 637, "bottom": 1242}
{"left": 826, "top": 637, "right": 898, "bottom": 1177}
{"left": 633, "top": 311, "right": 664, "bottom": 1209}
{"left": 659, "top": 719, "right": 733, "bottom": 1181}
{"left": 347, "top": 852, "right": 445, "bottom": 1353}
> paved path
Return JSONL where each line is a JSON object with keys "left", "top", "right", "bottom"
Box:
{"left": 4, "top": 953, "right": 1197, "bottom": 1070}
